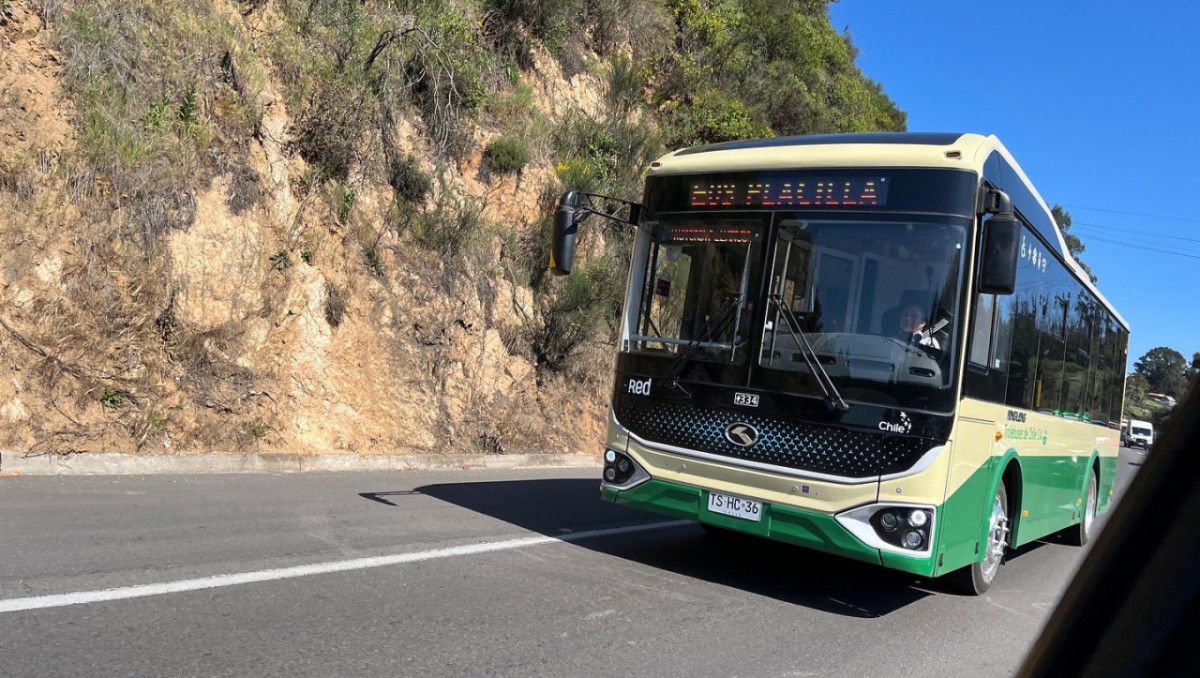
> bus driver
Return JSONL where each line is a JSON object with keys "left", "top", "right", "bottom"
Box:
{"left": 896, "top": 303, "right": 940, "bottom": 349}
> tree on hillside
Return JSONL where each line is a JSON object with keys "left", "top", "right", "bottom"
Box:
{"left": 1125, "top": 372, "right": 1149, "bottom": 398}
{"left": 1134, "top": 346, "right": 1189, "bottom": 397}
{"left": 659, "top": 0, "right": 906, "bottom": 148}
{"left": 1051, "top": 205, "right": 1097, "bottom": 283}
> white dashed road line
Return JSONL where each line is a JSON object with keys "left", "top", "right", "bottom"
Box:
{"left": 0, "top": 520, "right": 690, "bottom": 614}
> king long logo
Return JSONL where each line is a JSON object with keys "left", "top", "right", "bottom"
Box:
{"left": 878, "top": 411, "right": 913, "bottom": 434}
{"left": 724, "top": 422, "right": 760, "bottom": 447}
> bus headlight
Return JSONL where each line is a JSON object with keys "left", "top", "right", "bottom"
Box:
{"left": 602, "top": 449, "right": 649, "bottom": 489}
{"left": 902, "top": 530, "right": 924, "bottom": 549}
{"left": 836, "top": 504, "right": 936, "bottom": 556}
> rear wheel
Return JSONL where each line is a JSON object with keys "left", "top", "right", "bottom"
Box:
{"left": 948, "top": 482, "right": 1010, "bottom": 595}
{"left": 1067, "top": 471, "right": 1098, "bottom": 547}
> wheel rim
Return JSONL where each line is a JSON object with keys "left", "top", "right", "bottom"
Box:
{"left": 1083, "top": 475, "right": 1097, "bottom": 538}
{"left": 981, "top": 491, "right": 1009, "bottom": 582}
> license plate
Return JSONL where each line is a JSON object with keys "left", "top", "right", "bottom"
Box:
{"left": 707, "top": 491, "right": 763, "bottom": 522}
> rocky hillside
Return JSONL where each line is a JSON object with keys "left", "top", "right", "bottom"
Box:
{"left": 0, "top": 0, "right": 903, "bottom": 457}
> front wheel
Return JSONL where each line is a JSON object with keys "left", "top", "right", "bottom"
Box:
{"left": 948, "top": 482, "right": 1010, "bottom": 595}
{"left": 1066, "top": 471, "right": 1098, "bottom": 547}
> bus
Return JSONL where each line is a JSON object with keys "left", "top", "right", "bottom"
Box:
{"left": 550, "top": 133, "right": 1129, "bottom": 594}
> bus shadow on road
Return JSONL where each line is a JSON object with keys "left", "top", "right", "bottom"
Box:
{"left": 376, "top": 478, "right": 934, "bottom": 618}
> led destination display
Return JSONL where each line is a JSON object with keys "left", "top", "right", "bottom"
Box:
{"left": 689, "top": 176, "right": 889, "bottom": 209}
{"left": 644, "top": 169, "right": 977, "bottom": 216}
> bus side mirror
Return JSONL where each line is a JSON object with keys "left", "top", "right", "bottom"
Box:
{"left": 550, "top": 190, "right": 585, "bottom": 276}
{"left": 979, "top": 213, "right": 1020, "bottom": 295}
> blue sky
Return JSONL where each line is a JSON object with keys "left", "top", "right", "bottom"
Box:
{"left": 829, "top": 0, "right": 1200, "bottom": 370}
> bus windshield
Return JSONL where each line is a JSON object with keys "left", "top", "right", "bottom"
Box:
{"left": 632, "top": 212, "right": 967, "bottom": 411}
{"left": 754, "top": 216, "right": 965, "bottom": 411}
{"left": 632, "top": 215, "right": 767, "bottom": 365}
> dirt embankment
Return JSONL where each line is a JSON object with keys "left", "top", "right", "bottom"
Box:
{"left": 0, "top": 2, "right": 613, "bottom": 457}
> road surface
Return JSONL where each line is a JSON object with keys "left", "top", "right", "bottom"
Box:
{"left": 0, "top": 448, "right": 1146, "bottom": 677}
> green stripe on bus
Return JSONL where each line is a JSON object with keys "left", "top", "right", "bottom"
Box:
{"left": 935, "top": 453, "right": 1103, "bottom": 576}
{"left": 602, "top": 478, "right": 882, "bottom": 566}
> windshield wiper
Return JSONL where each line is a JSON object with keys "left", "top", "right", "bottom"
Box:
{"left": 665, "top": 293, "right": 743, "bottom": 397}
{"left": 767, "top": 294, "right": 849, "bottom": 412}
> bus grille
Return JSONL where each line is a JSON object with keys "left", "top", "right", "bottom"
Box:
{"left": 614, "top": 397, "right": 929, "bottom": 479}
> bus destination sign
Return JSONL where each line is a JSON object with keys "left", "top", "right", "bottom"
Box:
{"left": 689, "top": 176, "right": 889, "bottom": 209}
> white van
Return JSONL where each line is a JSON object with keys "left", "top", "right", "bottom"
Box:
{"left": 1127, "top": 419, "right": 1154, "bottom": 449}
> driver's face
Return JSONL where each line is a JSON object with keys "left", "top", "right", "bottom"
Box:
{"left": 900, "top": 307, "right": 926, "bottom": 333}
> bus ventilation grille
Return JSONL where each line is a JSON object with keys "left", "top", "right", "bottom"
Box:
{"left": 614, "top": 396, "right": 929, "bottom": 478}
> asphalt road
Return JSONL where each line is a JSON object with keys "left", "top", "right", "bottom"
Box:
{"left": 0, "top": 448, "right": 1147, "bottom": 678}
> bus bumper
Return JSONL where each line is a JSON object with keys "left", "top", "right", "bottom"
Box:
{"left": 601, "top": 478, "right": 938, "bottom": 577}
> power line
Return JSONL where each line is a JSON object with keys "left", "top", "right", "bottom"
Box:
{"left": 1074, "top": 232, "right": 1200, "bottom": 261}
{"left": 1073, "top": 221, "right": 1200, "bottom": 246}
{"left": 1062, "top": 203, "right": 1200, "bottom": 225}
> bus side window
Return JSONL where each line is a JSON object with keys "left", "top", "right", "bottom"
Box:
{"left": 968, "top": 294, "right": 995, "bottom": 368}
{"left": 965, "top": 291, "right": 1012, "bottom": 404}
{"left": 1005, "top": 273, "right": 1041, "bottom": 410}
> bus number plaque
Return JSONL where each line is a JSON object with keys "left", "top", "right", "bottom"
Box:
{"left": 733, "top": 393, "right": 759, "bottom": 407}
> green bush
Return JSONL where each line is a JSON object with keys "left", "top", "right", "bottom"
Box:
{"left": 485, "top": 82, "right": 555, "bottom": 160}
{"left": 269, "top": 249, "right": 291, "bottom": 271}
{"left": 388, "top": 155, "right": 431, "bottom": 205}
{"left": 553, "top": 111, "right": 662, "bottom": 197}
{"left": 483, "top": 136, "right": 530, "bottom": 174}
{"left": 401, "top": 10, "right": 496, "bottom": 157}
{"left": 246, "top": 420, "right": 270, "bottom": 439}
{"left": 101, "top": 387, "right": 132, "bottom": 409}
{"left": 606, "top": 54, "right": 644, "bottom": 117}
{"left": 532, "top": 256, "right": 625, "bottom": 370}
{"left": 485, "top": 82, "right": 536, "bottom": 121}
{"left": 411, "top": 192, "right": 487, "bottom": 257}
{"left": 664, "top": 91, "right": 772, "bottom": 148}
{"left": 336, "top": 185, "right": 357, "bottom": 223}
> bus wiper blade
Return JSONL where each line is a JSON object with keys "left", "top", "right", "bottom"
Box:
{"left": 767, "top": 294, "right": 849, "bottom": 412}
{"left": 665, "top": 293, "right": 743, "bottom": 397}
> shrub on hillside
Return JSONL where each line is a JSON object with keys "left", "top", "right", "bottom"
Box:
{"left": 400, "top": 11, "right": 495, "bottom": 158}
{"left": 664, "top": 92, "right": 772, "bottom": 148}
{"left": 289, "top": 79, "right": 373, "bottom": 182}
{"left": 47, "top": 0, "right": 270, "bottom": 251}
{"left": 531, "top": 256, "right": 625, "bottom": 370}
{"left": 388, "top": 155, "right": 431, "bottom": 205}
{"left": 552, "top": 111, "right": 661, "bottom": 197}
{"left": 409, "top": 185, "right": 488, "bottom": 257}
{"left": 483, "top": 136, "right": 530, "bottom": 174}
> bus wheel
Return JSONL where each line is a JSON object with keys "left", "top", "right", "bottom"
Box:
{"left": 1067, "top": 471, "right": 1098, "bottom": 547}
{"left": 949, "top": 483, "right": 1010, "bottom": 595}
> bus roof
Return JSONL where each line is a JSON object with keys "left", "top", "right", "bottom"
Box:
{"left": 648, "top": 132, "right": 1128, "bottom": 330}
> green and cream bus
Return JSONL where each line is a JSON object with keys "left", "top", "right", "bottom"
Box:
{"left": 550, "top": 133, "right": 1128, "bottom": 593}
